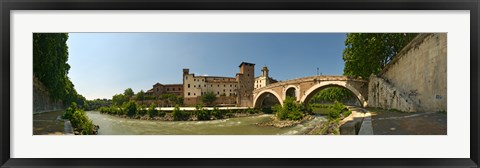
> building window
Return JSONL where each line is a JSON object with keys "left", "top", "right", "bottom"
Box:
{"left": 230, "top": 84, "right": 232, "bottom": 87}
{"left": 230, "top": 89, "right": 231, "bottom": 92}
{"left": 188, "top": 84, "right": 190, "bottom": 88}
{"left": 218, "top": 85, "right": 219, "bottom": 87}
{"left": 202, "top": 79, "right": 204, "bottom": 82}
{"left": 223, "top": 89, "right": 225, "bottom": 92}
{"left": 194, "top": 79, "right": 196, "bottom": 81}
{"left": 217, "top": 92, "right": 219, "bottom": 95}
{"left": 156, "top": 88, "right": 159, "bottom": 91}
{"left": 194, "top": 93, "right": 196, "bottom": 96}
{"left": 211, "top": 85, "right": 213, "bottom": 87}
{"left": 204, "top": 84, "right": 206, "bottom": 87}
{"left": 188, "top": 92, "right": 190, "bottom": 96}
{"left": 167, "top": 88, "right": 169, "bottom": 91}
{"left": 186, "top": 77, "right": 188, "bottom": 80}
{"left": 194, "top": 85, "right": 196, "bottom": 88}
{"left": 224, "top": 84, "right": 226, "bottom": 87}
{"left": 235, "top": 85, "right": 237, "bottom": 87}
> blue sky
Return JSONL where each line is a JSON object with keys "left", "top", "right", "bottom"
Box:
{"left": 67, "top": 33, "right": 347, "bottom": 100}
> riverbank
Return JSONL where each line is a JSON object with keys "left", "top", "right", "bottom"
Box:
{"left": 86, "top": 111, "right": 327, "bottom": 135}
{"left": 96, "top": 111, "right": 265, "bottom": 121}
{"left": 256, "top": 115, "right": 315, "bottom": 128}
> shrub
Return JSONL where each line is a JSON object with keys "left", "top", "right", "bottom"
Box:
{"left": 211, "top": 106, "right": 222, "bottom": 119}
{"left": 64, "top": 103, "right": 95, "bottom": 135}
{"left": 147, "top": 103, "right": 158, "bottom": 117}
{"left": 136, "top": 104, "right": 147, "bottom": 116}
{"left": 275, "top": 96, "right": 305, "bottom": 121}
{"left": 195, "top": 105, "right": 210, "bottom": 120}
{"left": 172, "top": 104, "right": 189, "bottom": 120}
{"left": 123, "top": 101, "right": 138, "bottom": 117}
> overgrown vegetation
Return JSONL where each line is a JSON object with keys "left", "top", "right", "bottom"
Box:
{"left": 342, "top": 33, "right": 417, "bottom": 79}
{"left": 310, "top": 87, "right": 355, "bottom": 104}
{"left": 63, "top": 103, "right": 96, "bottom": 135}
{"left": 273, "top": 97, "right": 308, "bottom": 121}
{"left": 33, "top": 33, "right": 87, "bottom": 107}
{"left": 201, "top": 92, "right": 217, "bottom": 106}
{"left": 98, "top": 101, "right": 262, "bottom": 121}
{"left": 311, "top": 101, "right": 352, "bottom": 120}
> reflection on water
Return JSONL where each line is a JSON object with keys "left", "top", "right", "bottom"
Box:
{"left": 86, "top": 111, "right": 327, "bottom": 135}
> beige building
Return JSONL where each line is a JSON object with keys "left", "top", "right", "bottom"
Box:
{"left": 183, "top": 62, "right": 256, "bottom": 107}
{"left": 254, "top": 66, "right": 278, "bottom": 89}
{"left": 145, "top": 83, "right": 183, "bottom": 97}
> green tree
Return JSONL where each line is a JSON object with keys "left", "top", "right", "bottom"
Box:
{"left": 33, "top": 33, "right": 86, "bottom": 106}
{"left": 342, "top": 33, "right": 417, "bottom": 79}
{"left": 135, "top": 90, "right": 145, "bottom": 105}
{"left": 311, "top": 87, "right": 354, "bottom": 103}
{"left": 123, "top": 100, "right": 138, "bottom": 117}
{"left": 112, "top": 94, "right": 127, "bottom": 106}
{"left": 124, "top": 88, "right": 134, "bottom": 100}
{"left": 201, "top": 92, "right": 217, "bottom": 106}
{"left": 33, "top": 33, "right": 70, "bottom": 101}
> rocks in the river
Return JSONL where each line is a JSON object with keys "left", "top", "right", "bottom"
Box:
{"left": 257, "top": 115, "right": 313, "bottom": 128}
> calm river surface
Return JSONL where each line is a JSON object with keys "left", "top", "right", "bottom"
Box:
{"left": 86, "top": 111, "right": 327, "bottom": 135}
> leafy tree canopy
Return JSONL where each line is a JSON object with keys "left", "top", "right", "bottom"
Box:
{"left": 33, "top": 33, "right": 85, "bottom": 107}
{"left": 342, "top": 33, "right": 417, "bottom": 79}
{"left": 201, "top": 92, "right": 217, "bottom": 106}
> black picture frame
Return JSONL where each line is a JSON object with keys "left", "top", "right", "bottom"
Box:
{"left": 1, "top": 0, "right": 478, "bottom": 167}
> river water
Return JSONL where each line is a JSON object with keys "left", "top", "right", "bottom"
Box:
{"left": 86, "top": 111, "right": 327, "bottom": 135}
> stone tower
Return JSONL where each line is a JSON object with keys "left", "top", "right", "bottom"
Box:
{"left": 261, "top": 66, "right": 269, "bottom": 77}
{"left": 236, "top": 62, "right": 255, "bottom": 107}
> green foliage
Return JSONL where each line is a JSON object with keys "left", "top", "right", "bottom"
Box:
{"left": 123, "top": 101, "right": 138, "bottom": 117}
{"left": 85, "top": 98, "right": 112, "bottom": 111}
{"left": 33, "top": 33, "right": 86, "bottom": 106}
{"left": 112, "top": 94, "right": 128, "bottom": 106}
{"left": 311, "top": 87, "right": 354, "bottom": 104}
{"left": 136, "top": 104, "right": 147, "bottom": 116}
{"left": 342, "top": 33, "right": 417, "bottom": 79}
{"left": 201, "top": 92, "right": 217, "bottom": 106}
{"left": 147, "top": 103, "right": 158, "bottom": 117}
{"left": 159, "top": 93, "right": 183, "bottom": 107}
{"left": 33, "top": 33, "right": 70, "bottom": 101}
{"left": 211, "top": 106, "right": 222, "bottom": 119}
{"left": 123, "top": 88, "right": 134, "bottom": 99}
{"left": 63, "top": 102, "right": 95, "bottom": 135}
{"left": 172, "top": 104, "right": 189, "bottom": 121}
{"left": 195, "top": 104, "right": 210, "bottom": 120}
{"left": 274, "top": 96, "right": 305, "bottom": 121}
{"left": 135, "top": 90, "right": 145, "bottom": 104}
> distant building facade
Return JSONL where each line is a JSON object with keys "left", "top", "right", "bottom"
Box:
{"left": 183, "top": 62, "right": 256, "bottom": 107}
{"left": 145, "top": 83, "right": 183, "bottom": 97}
{"left": 254, "top": 66, "right": 278, "bottom": 89}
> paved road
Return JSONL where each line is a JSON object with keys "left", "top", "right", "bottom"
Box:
{"left": 368, "top": 108, "right": 447, "bottom": 135}
{"left": 33, "top": 110, "right": 66, "bottom": 135}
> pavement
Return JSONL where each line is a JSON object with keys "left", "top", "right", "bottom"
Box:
{"left": 33, "top": 110, "right": 73, "bottom": 135}
{"left": 367, "top": 108, "right": 447, "bottom": 135}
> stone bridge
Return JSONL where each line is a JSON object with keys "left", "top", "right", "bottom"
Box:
{"left": 252, "top": 76, "right": 369, "bottom": 108}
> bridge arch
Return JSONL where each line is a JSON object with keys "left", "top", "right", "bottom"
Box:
{"left": 253, "top": 89, "right": 283, "bottom": 108}
{"left": 300, "top": 81, "right": 367, "bottom": 107}
{"left": 284, "top": 85, "right": 300, "bottom": 101}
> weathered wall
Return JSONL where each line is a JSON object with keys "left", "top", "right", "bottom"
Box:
{"left": 368, "top": 33, "right": 447, "bottom": 112}
{"left": 183, "top": 96, "right": 237, "bottom": 107}
{"left": 33, "top": 76, "right": 64, "bottom": 114}
{"left": 368, "top": 75, "right": 417, "bottom": 112}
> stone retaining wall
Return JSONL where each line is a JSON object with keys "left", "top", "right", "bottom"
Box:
{"left": 368, "top": 33, "right": 447, "bottom": 112}
{"left": 33, "top": 76, "right": 64, "bottom": 114}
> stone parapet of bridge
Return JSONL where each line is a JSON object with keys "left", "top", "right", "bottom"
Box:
{"left": 252, "top": 75, "right": 368, "bottom": 108}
